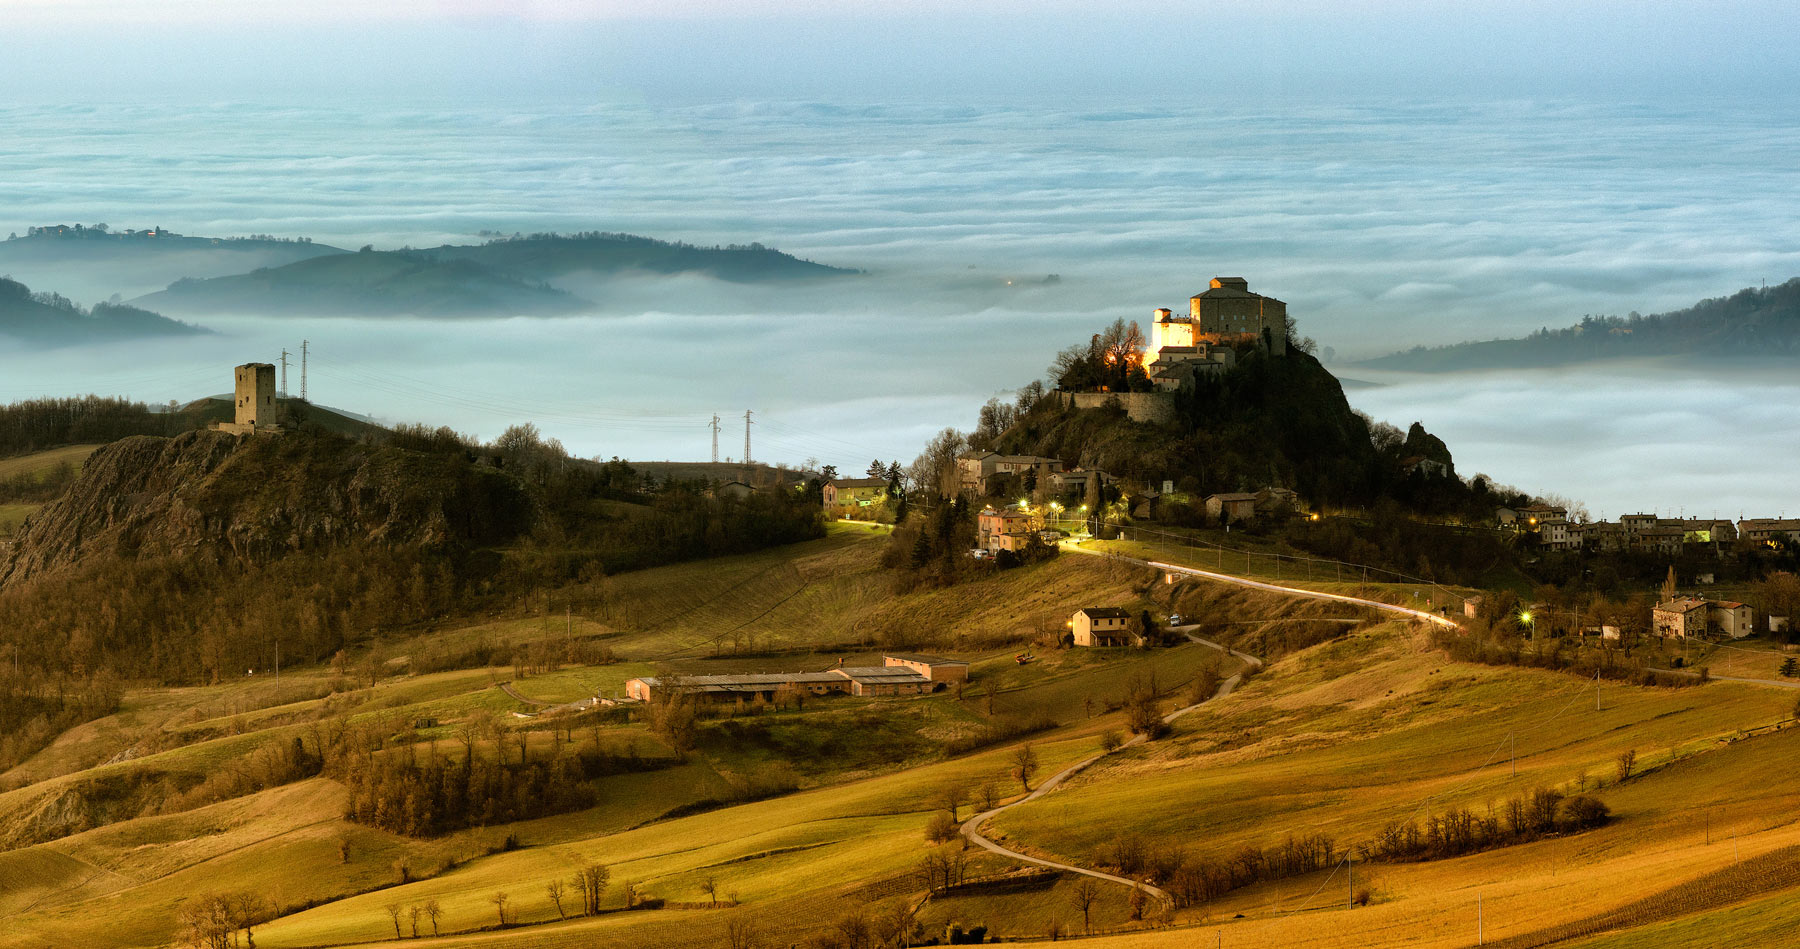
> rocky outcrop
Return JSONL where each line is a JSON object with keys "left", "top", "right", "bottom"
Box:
{"left": 0, "top": 430, "right": 536, "bottom": 588}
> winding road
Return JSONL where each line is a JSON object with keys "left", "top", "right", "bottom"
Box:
{"left": 957, "top": 543, "right": 1452, "bottom": 900}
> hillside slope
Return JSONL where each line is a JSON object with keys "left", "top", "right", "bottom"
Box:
{"left": 1362, "top": 277, "right": 1800, "bottom": 371}
{"left": 0, "top": 276, "right": 202, "bottom": 347}
{"left": 135, "top": 250, "right": 585, "bottom": 318}
{"left": 0, "top": 229, "right": 342, "bottom": 300}
{"left": 434, "top": 232, "right": 855, "bottom": 284}
{"left": 0, "top": 430, "right": 535, "bottom": 587}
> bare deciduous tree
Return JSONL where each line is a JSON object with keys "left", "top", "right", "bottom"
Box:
{"left": 423, "top": 900, "right": 442, "bottom": 937}
{"left": 573, "top": 862, "right": 610, "bottom": 916}
{"left": 489, "top": 892, "right": 509, "bottom": 927}
{"left": 383, "top": 903, "right": 404, "bottom": 940}
{"left": 546, "top": 879, "right": 567, "bottom": 920}
{"left": 1068, "top": 877, "right": 1101, "bottom": 934}
{"left": 725, "top": 912, "right": 761, "bottom": 949}
{"left": 1012, "top": 742, "right": 1039, "bottom": 792}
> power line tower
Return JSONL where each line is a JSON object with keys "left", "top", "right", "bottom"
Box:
{"left": 300, "top": 339, "right": 309, "bottom": 402}
{"left": 743, "top": 410, "right": 753, "bottom": 465}
{"left": 279, "top": 349, "right": 290, "bottom": 397}
{"left": 709, "top": 414, "right": 721, "bottom": 463}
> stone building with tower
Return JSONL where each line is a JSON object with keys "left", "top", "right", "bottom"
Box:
{"left": 1146, "top": 277, "right": 1290, "bottom": 382}
{"left": 212, "top": 363, "right": 282, "bottom": 435}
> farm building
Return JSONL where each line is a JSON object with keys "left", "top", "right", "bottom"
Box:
{"left": 837, "top": 667, "right": 934, "bottom": 696}
{"left": 625, "top": 660, "right": 949, "bottom": 703}
{"left": 883, "top": 653, "right": 970, "bottom": 684}
{"left": 625, "top": 671, "right": 850, "bottom": 704}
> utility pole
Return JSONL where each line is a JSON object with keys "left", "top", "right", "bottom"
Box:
{"left": 300, "top": 339, "right": 309, "bottom": 402}
{"left": 710, "top": 414, "right": 721, "bottom": 463}
{"left": 279, "top": 349, "right": 290, "bottom": 397}
{"left": 1347, "top": 853, "right": 1353, "bottom": 909}
{"left": 1478, "top": 892, "right": 1483, "bottom": 945}
{"left": 743, "top": 409, "right": 753, "bottom": 465}
{"left": 274, "top": 639, "right": 280, "bottom": 682}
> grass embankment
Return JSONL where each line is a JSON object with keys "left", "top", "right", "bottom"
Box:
{"left": 977, "top": 622, "right": 1800, "bottom": 946}
{"left": 1072, "top": 531, "right": 1480, "bottom": 612}
{"left": 0, "top": 524, "right": 1192, "bottom": 946}
{"left": 0, "top": 443, "right": 101, "bottom": 481}
{"left": 0, "top": 444, "right": 101, "bottom": 536}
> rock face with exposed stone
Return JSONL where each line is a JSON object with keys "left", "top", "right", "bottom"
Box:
{"left": 0, "top": 429, "right": 535, "bottom": 588}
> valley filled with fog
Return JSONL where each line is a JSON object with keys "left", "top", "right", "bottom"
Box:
{"left": 3, "top": 98, "right": 1797, "bottom": 516}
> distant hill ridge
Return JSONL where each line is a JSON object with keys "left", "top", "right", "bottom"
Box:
{"left": 0, "top": 275, "right": 202, "bottom": 348}
{"left": 131, "top": 231, "right": 857, "bottom": 318}
{"left": 1361, "top": 277, "right": 1800, "bottom": 371}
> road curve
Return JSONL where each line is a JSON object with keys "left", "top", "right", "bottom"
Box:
{"left": 958, "top": 544, "right": 1449, "bottom": 896}
{"left": 1060, "top": 540, "right": 1458, "bottom": 629}
{"left": 959, "top": 639, "right": 1255, "bottom": 902}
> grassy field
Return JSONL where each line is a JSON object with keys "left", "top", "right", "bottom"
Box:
{"left": 5, "top": 519, "right": 1797, "bottom": 949}
{"left": 0, "top": 502, "right": 33, "bottom": 538}
{"left": 0, "top": 443, "right": 101, "bottom": 481}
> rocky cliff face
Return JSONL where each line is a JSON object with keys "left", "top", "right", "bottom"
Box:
{"left": 0, "top": 430, "right": 535, "bottom": 588}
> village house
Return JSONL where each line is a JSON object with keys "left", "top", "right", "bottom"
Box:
{"left": 1205, "top": 492, "right": 1259, "bottom": 523}
{"left": 977, "top": 505, "right": 1039, "bottom": 550}
{"left": 1619, "top": 513, "right": 1658, "bottom": 540}
{"left": 1636, "top": 526, "right": 1688, "bottom": 555}
{"left": 1537, "top": 517, "right": 1575, "bottom": 550}
{"left": 1049, "top": 467, "right": 1111, "bottom": 496}
{"left": 1071, "top": 607, "right": 1136, "bottom": 647}
{"left": 1204, "top": 487, "right": 1298, "bottom": 523}
{"left": 1652, "top": 598, "right": 1756, "bottom": 640}
{"left": 1739, "top": 518, "right": 1800, "bottom": 546}
{"left": 1707, "top": 601, "right": 1756, "bottom": 639}
{"left": 1652, "top": 598, "right": 1709, "bottom": 639}
{"left": 1513, "top": 503, "right": 1568, "bottom": 529}
{"left": 956, "top": 451, "right": 1065, "bottom": 497}
{"left": 822, "top": 477, "right": 889, "bottom": 509}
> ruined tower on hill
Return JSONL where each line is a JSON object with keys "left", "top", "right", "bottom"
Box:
{"left": 213, "top": 362, "right": 279, "bottom": 435}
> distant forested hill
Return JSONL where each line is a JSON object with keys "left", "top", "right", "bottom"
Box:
{"left": 0, "top": 276, "right": 203, "bottom": 347}
{"left": 1361, "top": 278, "right": 1800, "bottom": 371}
{"left": 135, "top": 249, "right": 585, "bottom": 318}
{"left": 133, "top": 233, "right": 855, "bottom": 318}
{"left": 0, "top": 227, "right": 343, "bottom": 299}
{"left": 434, "top": 232, "right": 857, "bottom": 283}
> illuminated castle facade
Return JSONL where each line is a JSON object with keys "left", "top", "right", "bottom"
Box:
{"left": 1142, "top": 277, "right": 1289, "bottom": 390}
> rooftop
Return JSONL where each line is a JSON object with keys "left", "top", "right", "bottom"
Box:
{"left": 837, "top": 667, "right": 931, "bottom": 684}
{"left": 885, "top": 653, "right": 968, "bottom": 666}
{"left": 1076, "top": 607, "right": 1133, "bottom": 619}
{"left": 829, "top": 477, "right": 889, "bottom": 489}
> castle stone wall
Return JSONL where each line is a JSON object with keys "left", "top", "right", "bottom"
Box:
{"left": 1058, "top": 391, "right": 1177, "bottom": 425}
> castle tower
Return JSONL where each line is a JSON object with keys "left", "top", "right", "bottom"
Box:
{"left": 234, "top": 363, "right": 277, "bottom": 430}
{"left": 1189, "top": 277, "right": 1287, "bottom": 355}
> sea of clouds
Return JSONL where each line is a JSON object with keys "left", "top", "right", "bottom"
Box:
{"left": 1, "top": 98, "right": 1797, "bottom": 517}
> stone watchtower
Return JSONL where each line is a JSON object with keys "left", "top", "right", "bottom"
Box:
{"left": 213, "top": 363, "right": 279, "bottom": 435}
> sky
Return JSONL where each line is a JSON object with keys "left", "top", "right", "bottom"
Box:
{"left": 2, "top": 0, "right": 1799, "bottom": 519}
{"left": 6, "top": 1, "right": 1799, "bottom": 103}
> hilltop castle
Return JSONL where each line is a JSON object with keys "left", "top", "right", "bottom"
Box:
{"left": 1141, "top": 277, "right": 1289, "bottom": 391}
